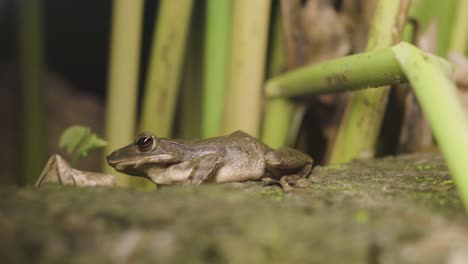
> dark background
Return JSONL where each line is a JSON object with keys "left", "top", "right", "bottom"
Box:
{"left": 0, "top": 0, "right": 159, "bottom": 99}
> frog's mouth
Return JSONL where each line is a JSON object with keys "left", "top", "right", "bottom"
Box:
{"left": 107, "top": 154, "right": 174, "bottom": 171}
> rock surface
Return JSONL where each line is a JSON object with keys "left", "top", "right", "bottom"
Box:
{"left": 1, "top": 153, "right": 467, "bottom": 263}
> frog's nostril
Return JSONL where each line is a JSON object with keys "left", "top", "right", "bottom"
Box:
{"left": 106, "top": 152, "right": 117, "bottom": 165}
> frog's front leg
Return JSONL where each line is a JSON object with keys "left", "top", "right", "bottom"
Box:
{"left": 264, "top": 147, "right": 313, "bottom": 189}
{"left": 189, "top": 154, "right": 222, "bottom": 184}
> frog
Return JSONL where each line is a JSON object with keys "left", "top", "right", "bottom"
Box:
{"left": 106, "top": 130, "right": 313, "bottom": 187}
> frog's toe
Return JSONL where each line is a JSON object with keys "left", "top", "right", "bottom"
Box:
{"left": 280, "top": 175, "right": 310, "bottom": 189}
{"left": 261, "top": 177, "right": 279, "bottom": 185}
{"left": 261, "top": 177, "right": 285, "bottom": 189}
{"left": 294, "top": 178, "right": 310, "bottom": 188}
{"left": 262, "top": 176, "right": 305, "bottom": 191}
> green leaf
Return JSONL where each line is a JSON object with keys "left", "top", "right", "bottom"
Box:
{"left": 59, "top": 126, "right": 91, "bottom": 154}
{"left": 78, "top": 134, "right": 108, "bottom": 159}
{"left": 58, "top": 125, "right": 107, "bottom": 164}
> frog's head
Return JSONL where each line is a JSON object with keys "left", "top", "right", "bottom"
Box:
{"left": 106, "top": 132, "right": 175, "bottom": 176}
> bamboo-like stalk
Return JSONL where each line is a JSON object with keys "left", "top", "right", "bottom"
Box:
{"left": 264, "top": 45, "right": 452, "bottom": 96}
{"left": 409, "top": 0, "right": 458, "bottom": 55}
{"left": 140, "top": 0, "right": 194, "bottom": 137}
{"left": 102, "top": 0, "right": 143, "bottom": 187}
{"left": 221, "top": 0, "right": 271, "bottom": 136}
{"left": 178, "top": 2, "right": 204, "bottom": 139}
{"left": 262, "top": 99, "right": 295, "bottom": 147}
{"left": 393, "top": 42, "right": 468, "bottom": 210}
{"left": 328, "top": 0, "right": 409, "bottom": 164}
{"left": 202, "top": 0, "right": 232, "bottom": 138}
{"left": 448, "top": 0, "right": 468, "bottom": 53}
{"left": 262, "top": 4, "right": 295, "bottom": 148}
{"left": 18, "top": 0, "right": 47, "bottom": 185}
{"left": 266, "top": 48, "right": 406, "bottom": 98}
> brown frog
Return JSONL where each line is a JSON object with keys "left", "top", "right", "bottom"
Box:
{"left": 106, "top": 131, "right": 313, "bottom": 186}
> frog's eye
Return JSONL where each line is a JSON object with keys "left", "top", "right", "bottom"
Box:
{"left": 136, "top": 134, "right": 154, "bottom": 152}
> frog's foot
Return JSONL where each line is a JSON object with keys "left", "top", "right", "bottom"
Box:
{"left": 281, "top": 175, "right": 310, "bottom": 189}
{"left": 262, "top": 175, "right": 309, "bottom": 192}
{"left": 262, "top": 177, "right": 293, "bottom": 191}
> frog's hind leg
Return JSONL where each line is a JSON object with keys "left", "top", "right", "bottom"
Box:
{"left": 264, "top": 148, "right": 313, "bottom": 189}
{"left": 265, "top": 147, "right": 313, "bottom": 178}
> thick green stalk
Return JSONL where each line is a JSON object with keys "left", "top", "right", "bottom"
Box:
{"left": 103, "top": 0, "right": 143, "bottom": 187}
{"left": 265, "top": 48, "right": 406, "bottom": 98}
{"left": 262, "top": 4, "right": 295, "bottom": 148}
{"left": 448, "top": 0, "right": 468, "bottom": 53}
{"left": 202, "top": 0, "right": 232, "bottom": 138}
{"left": 178, "top": 2, "right": 204, "bottom": 139}
{"left": 221, "top": 0, "right": 271, "bottom": 136}
{"left": 18, "top": 0, "right": 47, "bottom": 185}
{"left": 409, "top": 0, "right": 458, "bottom": 55}
{"left": 140, "top": 0, "right": 194, "bottom": 137}
{"left": 262, "top": 98, "right": 295, "bottom": 148}
{"left": 264, "top": 46, "right": 451, "bottom": 97}
{"left": 328, "top": 0, "right": 406, "bottom": 164}
{"left": 393, "top": 42, "right": 468, "bottom": 210}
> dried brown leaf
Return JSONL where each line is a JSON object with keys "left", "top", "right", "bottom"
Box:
{"left": 35, "top": 154, "right": 116, "bottom": 188}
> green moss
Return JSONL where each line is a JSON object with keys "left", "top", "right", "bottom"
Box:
{"left": 353, "top": 210, "right": 370, "bottom": 224}
{"left": 416, "top": 164, "right": 434, "bottom": 171}
{"left": 441, "top": 180, "right": 455, "bottom": 185}
{"left": 324, "top": 164, "right": 342, "bottom": 171}
{"left": 259, "top": 188, "right": 284, "bottom": 202}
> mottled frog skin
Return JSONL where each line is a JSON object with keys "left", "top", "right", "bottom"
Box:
{"left": 107, "top": 130, "right": 313, "bottom": 185}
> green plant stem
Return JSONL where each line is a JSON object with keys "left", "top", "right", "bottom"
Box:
{"left": 262, "top": 98, "right": 295, "bottom": 148}
{"left": 140, "top": 0, "right": 194, "bottom": 137}
{"left": 102, "top": 0, "right": 143, "bottom": 187}
{"left": 202, "top": 0, "right": 232, "bottom": 138}
{"left": 266, "top": 48, "right": 405, "bottom": 98}
{"left": 265, "top": 45, "right": 452, "bottom": 97}
{"left": 178, "top": 2, "right": 204, "bottom": 139}
{"left": 262, "top": 4, "right": 295, "bottom": 148}
{"left": 18, "top": 0, "right": 46, "bottom": 185}
{"left": 448, "top": 0, "right": 468, "bottom": 53}
{"left": 409, "top": 0, "right": 458, "bottom": 55}
{"left": 393, "top": 42, "right": 468, "bottom": 210}
{"left": 221, "top": 0, "right": 271, "bottom": 137}
{"left": 328, "top": 0, "right": 407, "bottom": 164}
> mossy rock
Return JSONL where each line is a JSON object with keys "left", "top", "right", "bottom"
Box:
{"left": 1, "top": 153, "right": 468, "bottom": 263}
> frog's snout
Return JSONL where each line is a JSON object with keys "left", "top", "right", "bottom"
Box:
{"left": 106, "top": 151, "right": 118, "bottom": 166}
